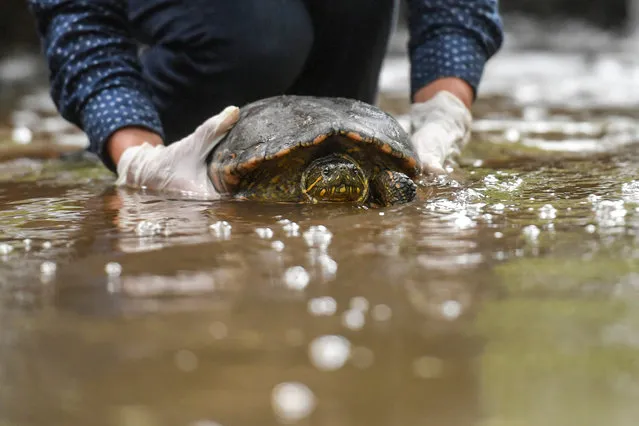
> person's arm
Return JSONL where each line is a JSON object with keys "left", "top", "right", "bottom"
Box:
{"left": 27, "top": 0, "right": 165, "bottom": 172}
{"left": 406, "top": 0, "right": 504, "bottom": 105}
{"left": 404, "top": 0, "right": 504, "bottom": 174}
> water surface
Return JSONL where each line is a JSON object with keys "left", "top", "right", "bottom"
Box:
{"left": 2, "top": 29, "right": 639, "bottom": 426}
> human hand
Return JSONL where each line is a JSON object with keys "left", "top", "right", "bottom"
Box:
{"left": 114, "top": 106, "right": 240, "bottom": 199}
{"left": 410, "top": 91, "right": 472, "bottom": 175}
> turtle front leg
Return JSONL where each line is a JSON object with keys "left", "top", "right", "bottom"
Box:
{"left": 371, "top": 170, "right": 417, "bottom": 206}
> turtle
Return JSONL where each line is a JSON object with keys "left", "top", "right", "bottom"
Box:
{"left": 206, "top": 95, "right": 422, "bottom": 206}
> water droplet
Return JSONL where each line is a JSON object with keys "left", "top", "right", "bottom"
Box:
{"left": 504, "top": 128, "right": 520, "bottom": 142}
{"left": 255, "top": 227, "right": 274, "bottom": 239}
{"left": 40, "top": 261, "right": 56, "bottom": 275}
{"left": 379, "top": 212, "right": 385, "bottom": 216}
{"left": 308, "top": 297, "right": 337, "bottom": 316}
{"left": 371, "top": 304, "right": 392, "bottom": 321}
{"left": 441, "top": 300, "right": 462, "bottom": 320}
{"left": 342, "top": 309, "right": 365, "bottom": 331}
{"left": 209, "top": 321, "right": 228, "bottom": 339}
{"left": 105, "top": 262, "right": 122, "bottom": 277}
{"left": 585, "top": 224, "right": 597, "bottom": 233}
{"left": 271, "top": 240, "right": 285, "bottom": 252}
{"left": 12, "top": 126, "right": 32, "bottom": 144}
{"left": 209, "top": 221, "right": 232, "bottom": 240}
{"left": 538, "top": 204, "right": 557, "bottom": 219}
{"left": 284, "top": 266, "right": 309, "bottom": 290}
{"left": 281, "top": 221, "right": 300, "bottom": 237}
{"left": 308, "top": 335, "right": 351, "bottom": 371}
{"left": 271, "top": 382, "right": 316, "bottom": 422}
{"left": 522, "top": 224, "right": 540, "bottom": 242}
{"left": 135, "top": 220, "right": 164, "bottom": 237}
{"left": 303, "top": 225, "right": 333, "bottom": 250}
{"left": 23, "top": 238, "right": 32, "bottom": 251}
{"left": 175, "top": 350, "right": 198, "bottom": 372}
{"left": 492, "top": 203, "right": 505, "bottom": 211}
{"left": 349, "top": 297, "right": 369, "bottom": 312}
{"left": 494, "top": 232, "right": 504, "bottom": 239}
{"left": 0, "top": 243, "right": 13, "bottom": 255}
{"left": 42, "top": 241, "right": 52, "bottom": 249}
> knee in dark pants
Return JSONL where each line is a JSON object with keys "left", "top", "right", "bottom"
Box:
{"left": 138, "top": 1, "right": 314, "bottom": 103}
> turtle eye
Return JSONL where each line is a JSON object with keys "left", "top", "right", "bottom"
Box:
{"left": 322, "top": 167, "right": 330, "bottom": 177}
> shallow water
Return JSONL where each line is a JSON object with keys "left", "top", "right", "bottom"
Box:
{"left": 3, "top": 24, "right": 639, "bottom": 426}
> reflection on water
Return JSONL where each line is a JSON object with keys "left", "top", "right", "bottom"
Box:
{"left": 3, "top": 22, "right": 639, "bottom": 426}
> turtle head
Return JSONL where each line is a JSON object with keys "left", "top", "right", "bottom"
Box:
{"left": 301, "top": 153, "right": 369, "bottom": 203}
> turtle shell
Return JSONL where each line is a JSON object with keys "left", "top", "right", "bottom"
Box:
{"left": 207, "top": 95, "right": 420, "bottom": 195}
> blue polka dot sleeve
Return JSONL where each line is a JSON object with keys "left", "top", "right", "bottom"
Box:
{"left": 27, "top": 0, "right": 165, "bottom": 172}
{"left": 406, "top": 0, "right": 504, "bottom": 99}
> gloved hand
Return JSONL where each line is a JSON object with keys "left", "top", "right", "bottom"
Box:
{"left": 115, "top": 105, "right": 240, "bottom": 199}
{"left": 410, "top": 91, "right": 472, "bottom": 175}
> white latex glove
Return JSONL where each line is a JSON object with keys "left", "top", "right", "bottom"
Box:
{"left": 115, "top": 105, "right": 240, "bottom": 199}
{"left": 410, "top": 91, "right": 472, "bottom": 175}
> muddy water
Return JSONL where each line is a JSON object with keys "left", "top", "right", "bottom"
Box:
{"left": 3, "top": 31, "right": 639, "bottom": 426}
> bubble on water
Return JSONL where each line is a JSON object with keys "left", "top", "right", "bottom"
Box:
{"left": 452, "top": 212, "right": 476, "bottom": 229}
{"left": 539, "top": 204, "right": 557, "bottom": 219}
{"left": 255, "top": 227, "right": 274, "bottom": 239}
{"left": 413, "top": 356, "right": 444, "bottom": 379}
{"left": 40, "top": 261, "right": 56, "bottom": 275}
{"left": 175, "top": 350, "right": 198, "bottom": 372}
{"left": 315, "top": 254, "right": 337, "bottom": 280}
{"left": 342, "top": 309, "right": 365, "bottom": 331}
{"left": 308, "top": 297, "right": 337, "bottom": 316}
{"left": 209, "top": 321, "right": 228, "bottom": 339}
{"left": 351, "top": 346, "right": 375, "bottom": 369}
{"left": 303, "top": 225, "right": 333, "bottom": 250}
{"left": 105, "top": 262, "right": 122, "bottom": 277}
{"left": 472, "top": 159, "right": 483, "bottom": 167}
{"left": 136, "top": 220, "right": 164, "bottom": 237}
{"left": 12, "top": 126, "right": 32, "bottom": 144}
{"left": 379, "top": 212, "right": 385, "bottom": 216}
{"left": 494, "top": 232, "right": 504, "bottom": 239}
{"left": 594, "top": 200, "right": 626, "bottom": 228}
{"left": 40, "top": 261, "right": 57, "bottom": 283}
{"left": 308, "top": 335, "right": 351, "bottom": 371}
{"left": 622, "top": 181, "right": 639, "bottom": 203}
{"left": 503, "top": 128, "right": 520, "bottom": 142}
{"left": 484, "top": 174, "right": 499, "bottom": 185}
{"left": 0, "top": 243, "right": 13, "bottom": 255}
{"left": 282, "top": 221, "right": 300, "bottom": 237}
{"left": 522, "top": 225, "right": 541, "bottom": 242}
{"left": 349, "top": 297, "right": 370, "bottom": 312}
{"left": 585, "top": 224, "right": 597, "bottom": 233}
{"left": 588, "top": 194, "right": 602, "bottom": 204}
{"left": 284, "top": 266, "right": 310, "bottom": 290}
{"left": 42, "top": 241, "right": 52, "bottom": 250}
{"left": 441, "top": 300, "right": 462, "bottom": 320}
{"left": 23, "top": 238, "right": 32, "bottom": 251}
{"left": 371, "top": 304, "right": 392, "bottom": 321}
{"left": 271, "top": 240, "right": 285, "bottom": 252}
{"left": 491, "top": 203, "right": 505, "bottom": 212}
{"left": 209, "top": 221, "right": 232, "bottom": 240}
{"left": 271, "top": 382, "right": 316, "bottom": 422}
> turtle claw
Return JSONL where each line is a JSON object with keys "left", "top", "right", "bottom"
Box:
{"left": 372, "top": 170, "right": 417, "bottom": 206}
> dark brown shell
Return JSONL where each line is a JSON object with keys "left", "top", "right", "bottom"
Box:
{"left": 207, "top": 95, "right": 420, "bottom": 195}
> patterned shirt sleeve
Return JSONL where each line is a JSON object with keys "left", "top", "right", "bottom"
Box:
{"left": 27, "top": 0, "right": 165, "bottom": 172}
{"left": 405, "top": 0, "right": 504, "bottom": 100}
